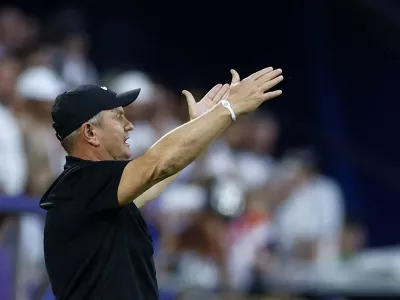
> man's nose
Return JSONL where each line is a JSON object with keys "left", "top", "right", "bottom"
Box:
{"left": 125, "top": 121, "right": 134, "bottom": 131}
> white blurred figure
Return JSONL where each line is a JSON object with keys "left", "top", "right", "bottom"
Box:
{"left": 273, "top": 148, "right": 344, "bottom": 271}
{"left": 198, "top": 114, "right": 279, "bottom": 289}
{"left": 201, "top": 113, "right": 278, "bottom": 189}
{"left": 226, "top": 188, "right": 272, "bottom": 291}
{"left": 201, "top": 139, "right": 237, "bottom": 179}
{"left": 199, "top": 115, "right": 249, "bottom": 183}
{"left": 236, "top": 113, "right": 279, "bottom": 189}
{"left": 174, "top": 212, "right": 226, "bottom": 291}
{"left": 0, "top": 55, "right": 27, "bottom": 195}
{"left": 15, "top": 65, "right": 66, "bottom": 300}
{"left": 158, "top": 184, "right": 207, "bottom": 236}
{"left": 16, "top": 65, "right": 67, "bottom": 193}
{"left": 60, "top": 32, "right": 98, "bottom": 86}
{"left": 0, "top": 7, "right": 38, "bottom": 59}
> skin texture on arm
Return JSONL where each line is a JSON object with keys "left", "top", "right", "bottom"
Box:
{"left": 133, "top": 84, "right": 229, "bottom": 208}
{"left": 132, "top": 82, "right": 232, "bottom": 208}
{"left": 118, "top": 67, "right": 284, "bottom": 206}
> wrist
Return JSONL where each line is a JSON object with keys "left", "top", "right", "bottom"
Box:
{"left": 220, "top": 100, "right": 236, "bottom": 121}
{"left": 215, "top": 101, "right": 233, "bottom": 123}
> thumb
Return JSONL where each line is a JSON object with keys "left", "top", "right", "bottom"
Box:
{"left": 182, "top": 90, "right": 196, "bottom": 114}
{"left": 230, "top": 69, "right": 240, "bottom": 84}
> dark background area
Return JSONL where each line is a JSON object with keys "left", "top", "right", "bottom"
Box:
{"left": 9, "top": 0, "right": 400, "bottom": 247}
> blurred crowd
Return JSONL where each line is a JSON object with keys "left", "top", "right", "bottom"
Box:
{"left": 0, "top": 6, "right": 366, "bottom": 300}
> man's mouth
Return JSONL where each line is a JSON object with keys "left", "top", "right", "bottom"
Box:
{"left": 124, "top": 136, "right": 130, "bottom": 145}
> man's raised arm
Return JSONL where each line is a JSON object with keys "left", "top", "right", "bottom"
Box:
{"left": 117, "top": 67, "right": 283, "bottom": 206}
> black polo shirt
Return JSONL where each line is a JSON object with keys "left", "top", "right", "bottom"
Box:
{"left": 40, "top": 156, "right": 158, "bottom": 300}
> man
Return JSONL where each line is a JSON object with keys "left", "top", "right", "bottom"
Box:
{"left": 40, "top": 67, "right": 283, "bottom": 300}
{"left": 273, "top": 148, "right": 344, "bottom": 268}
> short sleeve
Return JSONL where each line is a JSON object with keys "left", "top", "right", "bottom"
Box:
{"left": 70, "top": 160, "right": 130, "bottom": 214}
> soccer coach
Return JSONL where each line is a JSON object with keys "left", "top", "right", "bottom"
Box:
{"left": 39, "top": 67, "right": 283, "bottom": 300}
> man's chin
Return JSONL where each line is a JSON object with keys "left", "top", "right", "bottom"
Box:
{"left": 115, "top": 145, "right": 132, "bottom": 160}
{"left": 123, "top": 145, "right": 133, "bottom": 160}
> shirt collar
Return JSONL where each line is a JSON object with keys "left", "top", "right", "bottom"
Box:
{"left": 64, "top": 156, "right": 91, "bottom": 170}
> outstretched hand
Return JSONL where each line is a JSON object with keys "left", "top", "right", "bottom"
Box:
{"left": 226, "top": 67, "right": 283, "bottom": 116}
{"left": 182, "top": 69, "right": 241, "bottom": 120}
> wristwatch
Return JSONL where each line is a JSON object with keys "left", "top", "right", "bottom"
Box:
{"left": 221, "top": 100, "right": 236, "bottom": 121}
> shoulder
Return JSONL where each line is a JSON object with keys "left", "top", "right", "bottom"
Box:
{"left": 68, "top": 159, "right": 131, "bottom": 191}
{"left": 74, "top": 159, "right": 130, "bottom": 178}
{"left": 313, "top": 176, "right": 344, "bottom": 212}
{"left": 40, "top": 159, "right": 131, "bottom": 210}
{"left": 314, "top": 175, "right": 343, "bottom": 196}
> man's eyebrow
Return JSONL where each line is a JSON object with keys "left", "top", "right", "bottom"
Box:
{"left": 112, "top": 107, "right": 124, "bottom": 115}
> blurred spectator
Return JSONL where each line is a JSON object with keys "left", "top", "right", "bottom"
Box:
{"left": 0, "top": 240, "right": 12, "bottom": 300}
{"left": 199, "top": 113, "right": 278, "bottom": 189}
{"left": 48, "top": 9, "right": 98, "bottom": 87}
{"left": 25, "top": 45, "right": 54, "bottom": 68}
{"left": 0, "top": 55, "right": 27, "bottom": 195}
{"left": 174, "top": 211, "right": 227, "bottom": 291}
{"left": 0, "top": 6, "right": 358, "bottom": 299}
{"left": 200, "top": 117, "right": 248, "bottom": 180}
{"left": 340, "top": 217, "right": 366, "bottom": 260}
{"left": 16, "top": 65, "right": 66, "bottom": 196}
{"left": 14, "top": 65, "right": 66, "bottom": 300}
{"left": 58, "top": 31, "right": 98, "bottom": 87}
{"left": 0, "top": 6, "right": 38, "bottom": 59}
{"left": 272, "top": 148, "right": 344, "bottom": 269}
{"left": 236, "top": 113, "right": 279, "bottom": 189}
{"left": 109, "top": 70, "right": 160, "bottom": 157}
{"left": 208, "top": 176, "right": 246, "bottom": 220}
{"left": 226, "top": 188, "right": 273, "bottom": 291}
{"left": 0, "top": 54, "right": 21, "bottom": 105}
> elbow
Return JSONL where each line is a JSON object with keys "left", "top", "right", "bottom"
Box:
{"left": 154, "top": 159, "right": 180, "bottom": 181}
{"left": 150, "top": 151, "right": 181, "bottom": 181}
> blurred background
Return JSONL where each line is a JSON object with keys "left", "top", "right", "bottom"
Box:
{"left": 0, "top": 0, "right": 399, "bottom": 299}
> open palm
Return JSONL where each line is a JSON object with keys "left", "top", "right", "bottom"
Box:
{"left": 183, "top": 69, "right": 240, "bottom": 120}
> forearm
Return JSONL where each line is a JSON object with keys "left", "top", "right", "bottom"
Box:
{"left": 119, "top": 67, "right": 283, "bottom": 206}
{"left": 146, "top": 102, "right": 231, "bottom": 179}
{"left": 132, "top": 109, "right": 223, "bottom": 207}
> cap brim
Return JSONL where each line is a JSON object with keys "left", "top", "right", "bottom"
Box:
{"left": 116, "top": 88, "right": 141, "bottom": 107}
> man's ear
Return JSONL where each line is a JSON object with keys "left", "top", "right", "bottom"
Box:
{"left": 81, "top": 123, "right": 100, "bottom": 147}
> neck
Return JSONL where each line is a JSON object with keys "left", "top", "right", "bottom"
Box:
{"left": 70, "top": 147, "right": 115, "bottom": 162}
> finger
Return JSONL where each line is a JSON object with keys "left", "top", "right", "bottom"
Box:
{"left": 249, "top": 67, "right": 273, "bottom": 81}
{"left": 203, "top": 84, "right": 223, "bottom": 101}
{"left": 182, "top": 90, "right": 197, "bottom": 116}
{"left": 255, "top": 69, "right": 283, "bottom": 86}
{"left": 222, "top": 88, "right": 230, "bottom": 100}
{"left": 230, "top": 69, "right": 240, "bottom": 84}
{"left": 213, "top": 84, "right": 229, "bottom": 103}
{"left": 261, "top": 90, "right": 283, "bottom": 102}
{"left": 259, "top": 75, "right": 284, "bottom": 92}
{"left": 182, "top": 90, "right": 196, "bottom": 105}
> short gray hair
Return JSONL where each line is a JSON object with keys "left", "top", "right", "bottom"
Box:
{"left": 61, "top": 111, "right": 104, "bottom": 154}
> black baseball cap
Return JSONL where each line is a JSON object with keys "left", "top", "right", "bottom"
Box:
{"left": 51, "top": 85, "right": 140, "bottom": 141}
